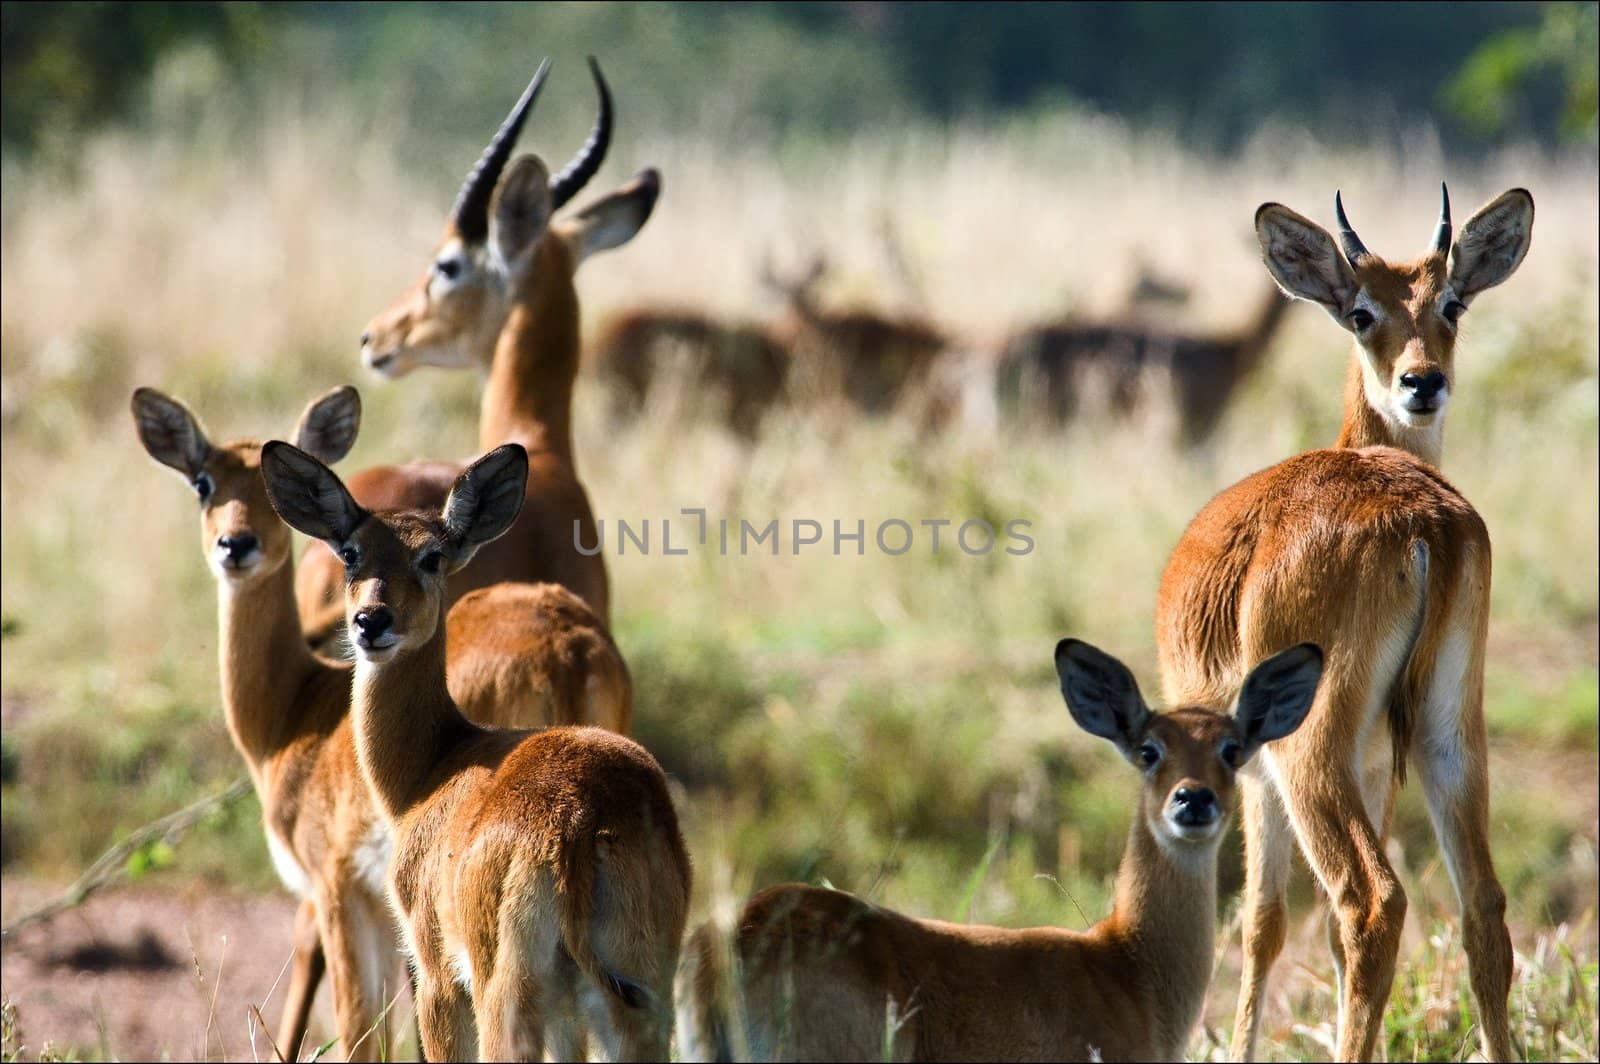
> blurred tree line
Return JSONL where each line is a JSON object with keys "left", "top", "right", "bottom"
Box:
{"left": 4, "top": 1, "right": 1596, "bottom": 154}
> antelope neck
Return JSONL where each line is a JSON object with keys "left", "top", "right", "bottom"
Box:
{"left": 216, "top": 556, "right": 325, "bottom": 765}
{"left": 479, "top": 237, "right": 581, "bottom": 464}
{"left": 1335, "top": 354, "right": 1445, "bottom": 467}
{"left": 1101, "top": 794, "right": 1218, "bottom": 1055}
{"left": 350, "top": 622, "right": 469, "bottom": 822}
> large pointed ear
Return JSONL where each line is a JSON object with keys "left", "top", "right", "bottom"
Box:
{"left": 260, "top": 441, "right": 366, "bottom": 545}
{"left": 1232, "top": 643, "right": 1323, "bottom": 762}
{"left": 441, "top": 444, "right": 528, "bottom": 569}
{"left": 131, "top": 387, "right": 212, "bottom": 479}
{"left": 559, "top": 168, "right": 660, "bottom": 265}
{"left": 490, "top": 155, "right": 555, "bottom": 267}
{"left": 292, "top": 385, "right": 362, "bottom": 465}
{"left": 1255, "top": 203, "right": 1358, "bottom": 320}
{"left": 1450, "top": 189, "right": 1534, "bottom": 301}
{"left": 1054, "top": 639, "right": 1152, "bottom": 755}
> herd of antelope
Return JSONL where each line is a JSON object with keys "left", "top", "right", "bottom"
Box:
{"left": 128, "top": 59, "right": 1536, "bottom": 1062}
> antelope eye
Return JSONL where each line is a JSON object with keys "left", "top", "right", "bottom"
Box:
{"left": 417, "top": 550, "right": 444, "bottom": 575}
{"left": 1347, "top": 308, "right": 1375, "bottom": 331}
{"left": 192, "top": 473, "right": 214, "bottom": 504}
{"left": 434, "top": 257, "right": 462, "bottom": 282}
{"left": 1220, "top": 740, "right": 1242, "bottom": 767}
{"left": 1442, "top": 299, "right": 1466, "bottom": 324}
{"left": 1138, "top": 742, "right": 1161, "bottom": 768}
{"left": 338, "top": 545, "right": 361, "bottom": 567}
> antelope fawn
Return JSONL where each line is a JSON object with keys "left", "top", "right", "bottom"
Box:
{"left": 261, "top": 440, "right": 691, "bottom": 1061}
{"left": 133, "top": 386, "right": 628, "bottom": 1060}
{"left": 297, "top": 59, "right": 659, "bottom": 644}
{"left": 677, "top": 640, "right": 1323, "bottom": 1062}
{"left": 1156, "top": 186, "right": 1534, "bottom": 1061}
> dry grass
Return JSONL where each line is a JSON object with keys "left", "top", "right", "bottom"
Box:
{"left": 1, "top": 99, "right": 1596, "bottom": 1059}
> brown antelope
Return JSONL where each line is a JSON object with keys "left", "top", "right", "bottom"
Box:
{"left": 261, "top": 440, "right": 691, "bottom": 1061}
{"left": 132, "top": 387, "right": 629, "bottom": 1061}
{"left": 762, "top": 253, "right": 949, "bottom": 416}
{"left": 676, "top": 639, "right": 1323, "bottom": 1062}
{"left": 588, "top": 308, "right": 790, "bottom": 436}
{"left": 995, "top": 282, "right": 1290, "bottom": 445}
{"left": 1156, "top": 185, "right": 1534, "bottom": 1061}
{"left": 296, "top": 58, "right": 660, "bottom": 645}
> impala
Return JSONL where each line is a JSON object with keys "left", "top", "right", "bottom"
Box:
{"left": 297, "top": 58, "right": 659, "bottom": 644}
{"left": 1156, "top": 185, "right": 1534, "bottom": 1061}
{"left": 133, "top": 386, "right": 629, "bottom": 1060}
{"left": 996, "top": 282, "right": 1291, "bottom": 446}
{"left": 262, "top": 440, "right": 690, "bottom": 1061}
{"left": 677, "top": 640, "right": 1322, "bottom": 1062}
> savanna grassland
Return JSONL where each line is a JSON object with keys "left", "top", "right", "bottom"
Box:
{"left": 1, "top": 86, "right": 1597, "bottom": 1060}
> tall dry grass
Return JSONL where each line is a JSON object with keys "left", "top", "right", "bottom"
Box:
{"left": 1, "top": 97, "right": 1595, "bottom": 1059}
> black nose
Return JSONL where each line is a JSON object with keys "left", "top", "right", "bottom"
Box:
{"left": 1400, "top": 370, "right": 1446, "bottom": 399}
{"left": 359, "top": 330, "right": 372, "bottom": 349}
{"left": 1172, "top": 786, "right": 1219, "bottom": 825}
{"left": 353, "top": 607, "right": 393, "bottom": 641}
{"left": 217, "top": 534, "right": 258, "bottom": 563}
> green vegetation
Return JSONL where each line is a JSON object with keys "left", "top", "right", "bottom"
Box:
{"left": 1, "top": 6, "right": 1596, "bottom": 1060}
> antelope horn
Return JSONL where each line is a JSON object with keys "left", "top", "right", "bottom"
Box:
{"left": 1431, "top": 182, "right": 1452, "bottom": 254}
{"left": 1334, "top": 190, "right": 1371, "bottom": 264}
{"left": 452, "top": 59, "right": 552, "bottom": 244}
{"left": 549, "top": 56, "right": 613, "bottom": 210}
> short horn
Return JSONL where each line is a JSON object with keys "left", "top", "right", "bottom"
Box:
{"left": 1431, "top": 181, "right": 1452, "bottom": 254}
{"left": 549, "top": 56, "right": 613, "bottom": 210}
{"left": 452, "top": 59, "right": 552, "bottom": 244}
{"left": 1334, "top": 190, "right": 1371, "bottom": 264}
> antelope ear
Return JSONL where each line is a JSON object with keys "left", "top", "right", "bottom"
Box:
{"left": 1232, "top": 643, "right": 1323, "bottom": 761}
{"left": 293, "top": 386, "right": 362, "bottom": 465}
{"left": 490, "top": 155, "right": 555, "bottom": 267}
{"left": 560, "top": 168, "right": 659, "bottom": 264}
{"left": 131, "top": 387, "right": 212, "bottom": 479}
{"left": 260, "top": 441, "right": 366, "bottom": 545}
{"left": 441, "top": 444, "right": 529, "bottom": 569}
{"left": 1255, "top": 203, "right": 1358, "bottom": 319}
{"left": 1054, "top": 638, "right": 1151, "bottom": 754}
{"left": 1450, "top": 189, "right": 1534, "bottom": 301}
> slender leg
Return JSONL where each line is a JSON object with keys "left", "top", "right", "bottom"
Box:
{"left": 1412, "top": 640, "right": 1514, "bottom": 1060}
{"left": 276, "top": 898, "right": 326, "bottom": 1062}
{"left": 1230, "top": 772, "right": 1295, "bottom": 1062}
{"left": 314, "top": 888, "right": 389, "bottom": 1063}
{"left": 1278, "top": 749, "right": 1407, "bottom": 1063}
{"left": 415, "top": 972, "right": 477, "bottom": 1063}
{"left": 474, "top": 959, "right": 545, "bottom": 1063}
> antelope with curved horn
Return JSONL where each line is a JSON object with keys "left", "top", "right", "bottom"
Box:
{"left": 132, "top": 387, "right": 629, "bottom": 1061}
{"left": 1156, "top": 186, "right": 1534, "bottom": 1061}
{"left": 677, "top": 640, "right": 1323, "bottom": 1062}
{"left": 296, "top": 58, "right": 660, "bottom": 645}
{"left": 262, "top": 441, "right": 690, "bottom": 1062}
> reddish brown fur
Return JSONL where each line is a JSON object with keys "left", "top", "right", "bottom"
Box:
{"left": 319, "top": 498, "right": 690, "bottom": 1061}
{"left": 133, "top": 391, "right": 626, "bottom": 1061}
{"left": 1155, "top": 189, "right": 1531, "bottom": 1062}
{"left": 678, "top": 704, "right": 1267, "bottom": 1062}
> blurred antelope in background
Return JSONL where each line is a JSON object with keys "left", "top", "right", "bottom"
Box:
{"left": 762, "top": 252, "right": 949, "bottom": 417}
{"left": 132, "top": 387, "right": 629, "bottom": 1060}
{"left": 1157, "top": 185, "right": 1534, "bottom": 1061}
{"left": 677, "top": 640, "right": 1322, "bottom": 1062}
{"left": 996, "top": 282, "right": 1290, "bottom": 446}
{"left": 263, "top": 441, "right": 690, "bottom": 1061}
{"left": 298, "top": 58, "right": 659, "bottom": 644}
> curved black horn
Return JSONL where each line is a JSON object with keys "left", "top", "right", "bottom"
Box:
{"left": 549, "top": 56, "right": 613, "bottom": 210}
{"left": 1334, "top": 190, "right": 1371, "bottom": 264}
{"left": 1431, "top": 182, "right": 1452, "bottom": 254}
{"left": 452, "top": 59, "right": 552, "bottom": 244}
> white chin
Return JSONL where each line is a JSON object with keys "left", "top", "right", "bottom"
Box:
{"left": 1392, "top": 401, "right": 1446, "bottom": 427}
{"left": 1163, "top": 816, "right": 1224, "bottom": 844}
{"left": 356, "top": 642, "right": 400, "bottom": 663}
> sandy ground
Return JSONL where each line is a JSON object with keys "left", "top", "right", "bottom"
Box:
{"left": 0, "top": 878, "right": 354, "bottom": 1062}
